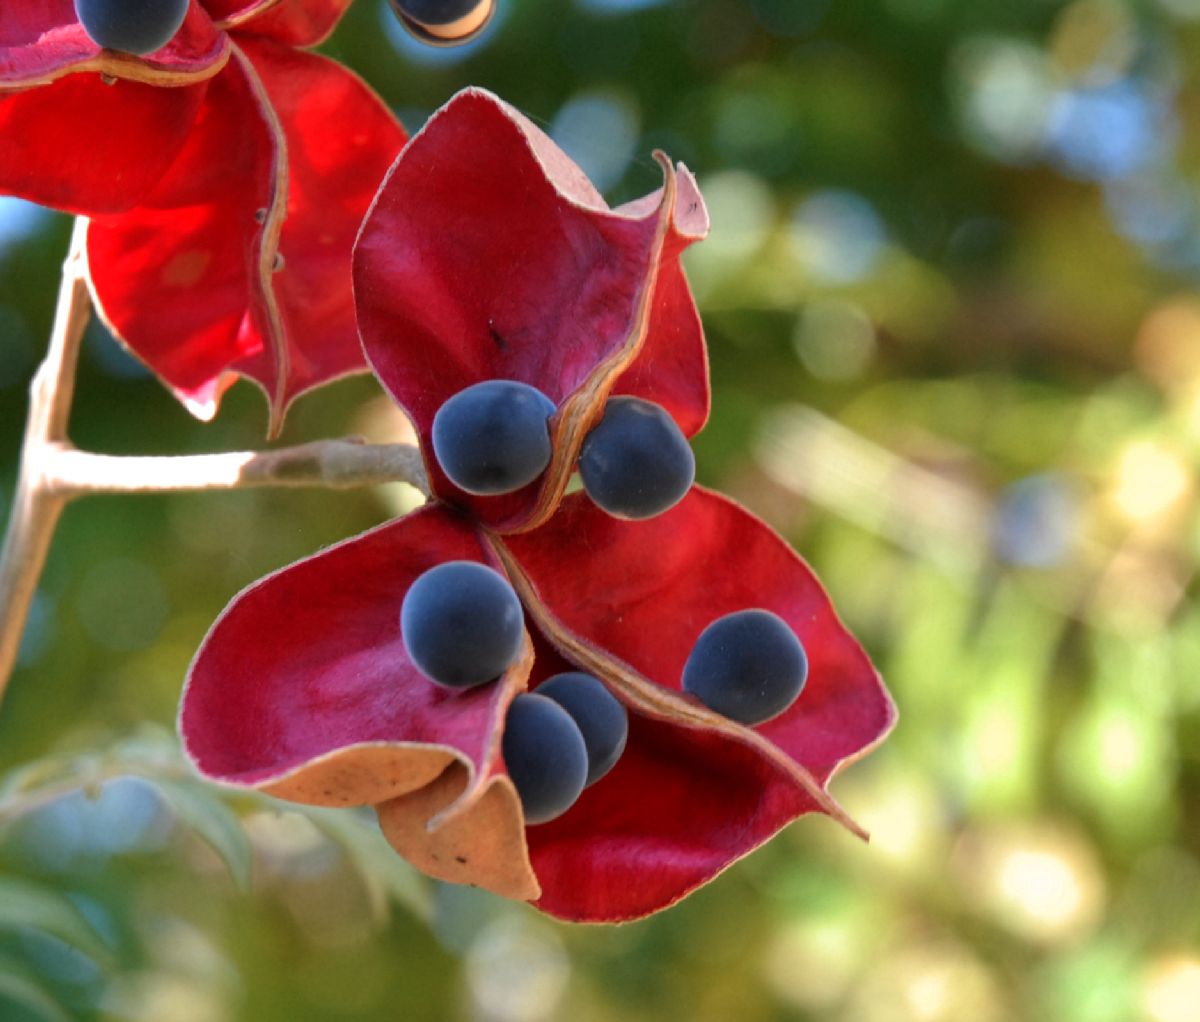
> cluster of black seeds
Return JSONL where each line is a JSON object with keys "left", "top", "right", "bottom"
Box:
{"left": 75, "top": 0, "right": 189, "bottom": 55}
{"left": 431, "top": 379, "right": 695, "bottom": 520}
{"left": 503, "top": 675, "right": 628, "bottom": 824}
{"left": 400, "top": 561, "right": 629, "bottom": 823}
{"left": 400, "top": 559, "right": 808, "bottom": 825}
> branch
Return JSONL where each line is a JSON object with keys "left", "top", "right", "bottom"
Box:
{"left": 0, "top": 218, "right": 91, "bottom": 698}
{"left": 41, "top": 440, "right": 429, "bottom": 496}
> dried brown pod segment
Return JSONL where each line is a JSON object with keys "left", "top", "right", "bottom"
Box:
{"left": 377, "top": 762, "right": 539, "bottom": 900}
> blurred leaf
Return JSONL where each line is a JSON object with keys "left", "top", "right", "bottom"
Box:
{"left": 0, "top": 956, "right": 73, "bottom": 1022}
{"left": 147, "top": 778, "right": 253, "bottom": 893}
{"left": 0, "top": 877, "right": 113, "bottom": 969}
{"left": 0, "top": 757, "right": 80, "bottom": 804}
{"left": 302, "top": 807, "right": 433, "bottom": 925}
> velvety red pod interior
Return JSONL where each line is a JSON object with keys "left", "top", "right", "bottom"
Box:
{"left": 0, "top": 75, "right": 207, "bottom": 215}
{"left": 354, "top": 87, "right": 710, "bottom": 533}
{"left": 0, "top": 1, "right": 228, "bottom": 88}
{"left": 85, "top": 51, "right": 276, "bottom": 421}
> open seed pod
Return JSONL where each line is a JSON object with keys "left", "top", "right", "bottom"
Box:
{"left": 354, "top": 87, "right": 710, "bottom": 534}
{"left": 180, "top": 491, "right": 895, "bottom": 921}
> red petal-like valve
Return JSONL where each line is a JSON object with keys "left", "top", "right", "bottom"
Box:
{"left": 497, "top": 488, "right": 896, "bottom": 921}
{"left": 232, "top": 39, "right": 406, "bottom": 423}
{"left": 0, "top": 1, "right": 228, "bottom": 88}
{"left": 181, "top": 502, "right": 538, "bottom": 897}
{"left": 85, "top": 48, "right": 276, "bottom": 419}
{"left": 206, "top": 0, "right": 354, "bottom": 47}
{"left": 355, "top": 87, "right": 709, "bottom": 533}
{"left": 181, "top": 504, "right": 521, "bottom": 798}
{"left": 0, "top": 74, "right": 205, "bottom": 215}
{"left": 86, "top": 40, "right": 405, "bottom": 428}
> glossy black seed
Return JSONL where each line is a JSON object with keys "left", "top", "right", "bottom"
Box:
{"left": 400, "top": 561, "right": 523, "bottom": 689}
{"left": 502, "top": 694, "right": 588, "bottom": 825}
{"left": 432, "top": 380, "right": 556, "bottom": 496}
{"left": 388, "top": 0, "right": 495, "bottom": 46}
{"left": 578, "top": 397, "right": 695, "bottom": 520}
{"left": 75, "top": 0, "right": 189, "bottom": 55}
{"left": 537, "top": 673, "right": 628, "bottom": 787}
{"left": 682, "top": 610, "right": 808, "bottom": 726}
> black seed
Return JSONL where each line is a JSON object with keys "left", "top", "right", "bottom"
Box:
{"left": 400, "top": 561, "right": 523, "bottom": 688}
{"left": 536, "top": 673, "right": 628, "bottom": 787}
{"left": 681, "top": 610, "right": 808, "bottom": 726}
{"left": 502, "top": 694, "right": 588, "bottom": 825}
{"left": 75, "top": 0, "right": 189, "bottom": 56}
{"left": 432, "top": 380, "right": 556, "bottom": 496}
{"left": 388, "top": 0, "right": 495, "bottom": 46}
{"left": 578, "top": 397, "right": 695, "bottom": 520}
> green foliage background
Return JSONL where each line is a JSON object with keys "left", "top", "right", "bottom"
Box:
{"left": 2, "top": 0, "right": 1199, "bottom": 1019}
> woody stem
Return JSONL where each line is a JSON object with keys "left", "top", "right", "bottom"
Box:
{"left": 0, "top": 218, "right": 90, "bottom": 705}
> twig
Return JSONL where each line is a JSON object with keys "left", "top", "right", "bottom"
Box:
{"left": 40, "top": 440, "right": 429, "bottom": 496}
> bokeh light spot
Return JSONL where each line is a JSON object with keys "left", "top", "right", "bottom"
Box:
{"left": 466, "top": 916, "right": 570, "bottom": 1022}
{"left": 1142, "top": 956, "right": 1200, "bottom": 1022}
{"left": 1109, "top": 440, "right": 1190, "bottom": 524}
{"left": 794, "top": 299, "right": 877, "bottom": 381}
{"left": 789, "top": 190, "right": 886, "bottom": 284}
{"left": 549, "top": 90, "right": 640, "bottom": 193}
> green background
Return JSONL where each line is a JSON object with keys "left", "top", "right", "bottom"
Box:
{"left": 2, "top": 0, "right": 1199, "bottom": 1019}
